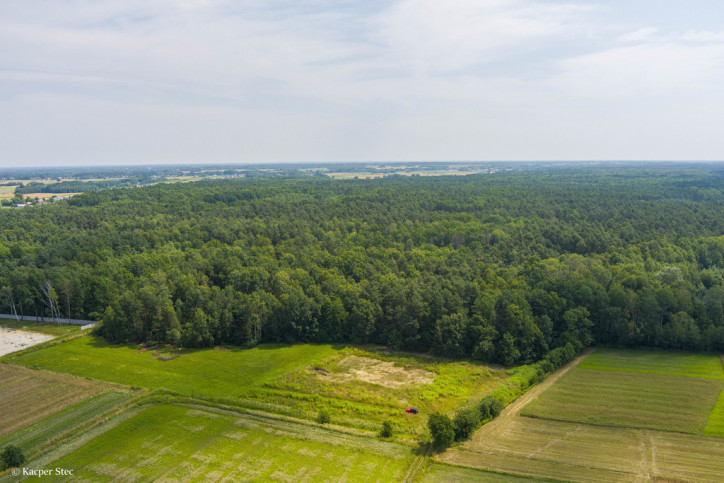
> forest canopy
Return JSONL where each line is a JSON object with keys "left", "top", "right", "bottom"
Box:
{"left": 1, "top": 165, "right": 724, "bottom": 365}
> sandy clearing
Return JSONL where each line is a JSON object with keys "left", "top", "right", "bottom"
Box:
{"left": 320, "top": 355, "right": 436, "bottom": 388}
{"left": 0, "top": 326, "right": 55, "bottom": 356}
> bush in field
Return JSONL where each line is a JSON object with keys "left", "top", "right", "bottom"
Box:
{"left": 479, "top": 395, "right": 505, "bottom": 420}
{"left": 453, "top": 408, "right": 481, "bottom": 441}
{"left": 316, "top": 409, "right": 331, "bottom": 424}
{"left": 1, "top": 445, "right": 25, "bottom": 469}
{"left": 428, "top": 412, "right": 455, "bottom": 450}
{"left": 380, "top": 420, "right": 394, "bottom": 438}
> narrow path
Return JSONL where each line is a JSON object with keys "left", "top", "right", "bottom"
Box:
{"left": 469, "top": 348, "right": 595, "bottom": 442}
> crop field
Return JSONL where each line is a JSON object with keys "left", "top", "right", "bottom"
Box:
{"left": 523, "top": 349, "right": 724, "bottom": 433}
{"left": 420, "top": 462, "right": 545, "bottom": 482}
{"left": 445, "top": 415, "right": 724, "bottom": 482}
{"left": 0, "top": 391, "right": 133, "bottom": 459}
{"left": 240, "top": 348, "right": 513, "bottom": 436}
{"left": 0, "top": 364, "right": 109, "bottom": 437}
{"left": 0, "top": 319, "right": 82, "bottom": 336}
{"left": 521, "top": 368, "right": 722, "bottom": 433}
{"left": 578, "top": 348, "right": 724, "bottom": 379}
{"left": 8, "top": 336, "right": 342, "bottom": 398}
{"left": 704, "top": 356, "right": 724, "bottom": 437}
{"left": 49, "top": 404, "right": 415, "bottom": 482}
{"left": 442, "top": 349, "right": 724, "bottom": 482}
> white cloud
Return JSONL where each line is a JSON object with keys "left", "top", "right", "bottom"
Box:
{"left": 1, "top": 0, "right": 724, "bottom": 165}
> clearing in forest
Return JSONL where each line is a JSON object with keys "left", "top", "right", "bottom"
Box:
{"left": 0, "top": 364, "right": 110, "bottom": 437}
{"left": 48, "top": 404, "right": 415, "bottom": 482}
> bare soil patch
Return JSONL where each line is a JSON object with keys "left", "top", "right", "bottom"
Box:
{"left": 0, "top": 326, "right": 55, "bottom": 356}
{"left": 322, "top": 355, "right": 435, "bottom": 388}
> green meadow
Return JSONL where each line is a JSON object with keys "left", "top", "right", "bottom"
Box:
{"left": 50, "top": 404, "right": 414, "bottom": 482}
{"left": 579, "top": 348, "right": 724, "bottom": 379}
{"left": 8, "top": 336, "right": 342, "bottom": 398}
{"left": 703, "top": 357, "right": 724, "bottom": 437}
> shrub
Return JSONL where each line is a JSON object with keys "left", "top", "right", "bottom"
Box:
{"left": 428, "top": 412, "right": 455, "bottom": 450}
{"left": 1, "top": 445, "right": 25, "bottom": 469}
{"left": 453, "top": 407, "right": 481, "bottom": 441}
{"left": 316, "top": 409, "right": 331, "bottom": 424}
{"left": 380, "top": 420, "right": 394, "bottom": 438}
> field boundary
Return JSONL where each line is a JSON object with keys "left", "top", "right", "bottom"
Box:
{"left": 471, "top": 347, "right": 595, "bottom": 439}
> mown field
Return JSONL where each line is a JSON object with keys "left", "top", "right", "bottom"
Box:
{"left": 521, "top": 368, "right": 721, "bottom": 433}
{"left": 522, "top": 350, "right": 724, "bottom": 433}
{"left": 578, "top": 348, "right": 724, "bottom": 379}
{"left": 420, "top": 462, "right": 548, "bottom": 482}
{"left": 8, "top": 336, "right": 343, "bottom": 398}
{"left": 0, "top": 391, "right": 133, "bottom": 460}
{"left": 49, "top": 404, "right": 415, "bottom": 482}
{"left": 0, "top": 364, "right": 109, "bottom": 437}
{"left": 443, "top": 349, "right": 724, "bottom": 482}
{"left": 704, "top": 356, "right": 724, "bottom": 437}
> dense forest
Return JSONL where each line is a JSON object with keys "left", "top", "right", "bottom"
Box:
{"left": 2, "top": 165, "right": 724, "bottom": 365}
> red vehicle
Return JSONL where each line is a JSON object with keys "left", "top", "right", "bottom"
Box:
{"left": 405, "top": 407, "right": 418, "bottom": 414}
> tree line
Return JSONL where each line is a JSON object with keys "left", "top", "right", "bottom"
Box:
{"left": 1, "top": 166, "right": 724, "bottom": 366}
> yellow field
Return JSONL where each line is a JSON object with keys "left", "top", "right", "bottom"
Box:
{"left": 0, "top": 364, "right": 109, "bottom": 437}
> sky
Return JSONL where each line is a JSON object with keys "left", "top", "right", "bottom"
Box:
{"left": 1, "top": 0, "right": 724, "bottom": 167}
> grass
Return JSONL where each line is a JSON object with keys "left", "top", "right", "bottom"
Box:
{"left": 0, "top": 391, "right": 133, "bottom": 459}
{"left": 8, "top": 335, "right": 343, "bottom": 398}
{"left": 48, "top": 404, "right": 415, "bottom": 482}
{"left": 243, "top": 348, "right": 511, "bottom": 436}
{"left": 521, "top": 368, "right": 722, "bottom": 433}
{"left": 578, "top": 348, "right": 724, "bottom": 379}
{"left": 0, "top": 364, "right": 110, "bottom": 437}
{"left": 703, "top": 356, "right": 724, "bottom": 437}
{"left": 0, "top": 319, "right": 82, "bottom": 336}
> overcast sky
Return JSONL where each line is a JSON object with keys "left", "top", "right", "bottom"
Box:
{"left": 1, "top": 0, "right": 724, "bottom": 167}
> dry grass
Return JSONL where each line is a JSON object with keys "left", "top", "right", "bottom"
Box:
{"left": 443, "top": 415, "right": 724, "bottom": 482}
{"left": 0, "top": 364, "right": 107, "bottom": 437}
{"left": 322, "top": 355, "right": 435, "bottom": 388}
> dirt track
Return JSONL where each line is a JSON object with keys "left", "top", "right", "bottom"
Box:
{"left": 469, "top": 347, "right": 595, "bottom": 442}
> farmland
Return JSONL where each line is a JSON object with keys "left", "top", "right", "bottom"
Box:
{"left": 0, "top": 364, "right": 110, "bottom": 437}
{"left": 49, "top": 404, "right": 415, "bottom": 482}
{"left": 0, "top": 391, "right": 133, "bottom": 460}
{"left": 442, "top": 349, "right": 724, "bottom": 482}
{"left": 521, "top": 368, "right": 722, "bottom": 433}
{"left": 8, "top": 336, "right": 343, "bottom": 398}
